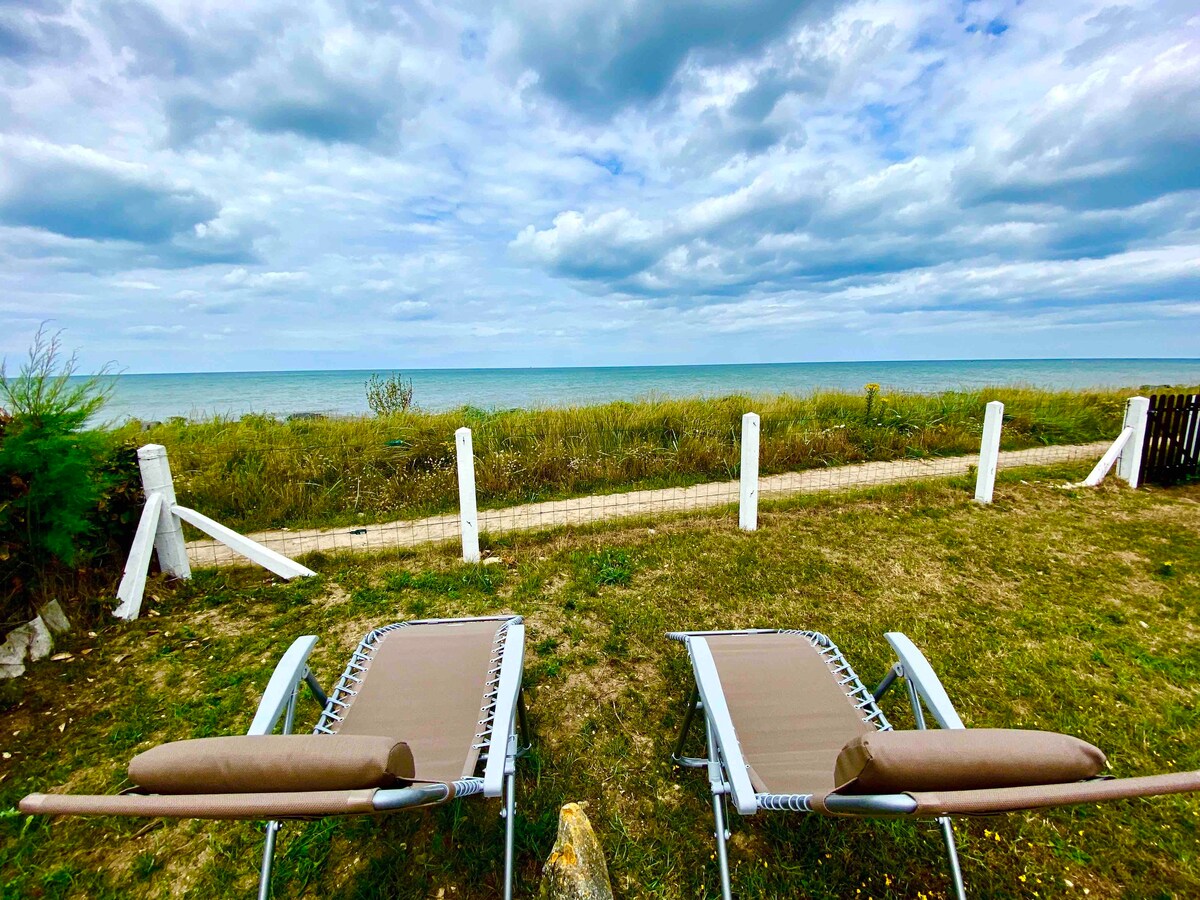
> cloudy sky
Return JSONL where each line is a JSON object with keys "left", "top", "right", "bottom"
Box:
{"left": 1, "top": 0, "right": 1198, "bottom": 373}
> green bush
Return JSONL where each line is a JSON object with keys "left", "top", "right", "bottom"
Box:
{"left": 0, "top": 329, "right": 140, "bottom": 625}
{"left": 365, "top": 372, "right": 414, "bottom": 415}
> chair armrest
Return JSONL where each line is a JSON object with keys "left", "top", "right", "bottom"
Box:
{"left": 248, "top": 636, "right": 319, "bottom": 736}
{"left": 483, "top": 622, "right": 525, "bottom": 798}
{"left": 689, "top": 637, "right": 758, "bottom": 815}
{"left": 884, "top": 633, "right": 965, "bottom": 730}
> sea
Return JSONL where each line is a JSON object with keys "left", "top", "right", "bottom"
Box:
{"left": 95, "top": 359, "right": 1200, "bottom": 423}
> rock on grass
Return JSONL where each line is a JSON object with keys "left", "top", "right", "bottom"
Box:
{"left": 539, "top": 802, "right": 614, "bottom": 900}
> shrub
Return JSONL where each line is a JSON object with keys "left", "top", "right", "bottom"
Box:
{"left": 365, "top": 372, "right": 414, "bottom": 415}
{"left": 0, "top": 328, "right": 138, "bottom": 625}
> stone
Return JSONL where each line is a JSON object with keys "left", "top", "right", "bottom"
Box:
{"left": 26, "top": 616, "right": 54, "bottom": 661}
{"left": 539, "top": 802, "right": 614, "bottom": 900}
{"left": 39, "top": 599, "right": 72, "bottom": 635}
{"left": 0, "top": 660, "right": 24, "bottom": 679}
{"left": 0, "top": 623, "right": 32, "bottom": 680}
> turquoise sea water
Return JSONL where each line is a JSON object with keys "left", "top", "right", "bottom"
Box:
{"left": 96, "top": 359, "right": 1200, "bottom": 422}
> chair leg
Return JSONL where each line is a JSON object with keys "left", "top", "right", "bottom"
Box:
{"left": 503, "top": 768, "right": 517, "bottom": 900}
{"left": 258, "top": 820, "right": 281, "bottom": 900}
{"left": 904, "top": 673, "right": 968, "bottom": 897}
{"left": 705, "top": 719, "right": 733, "bottom": 900}
{"left": 939, "top": 816, "right": 966, "bottom": 900}
{"left": 671, "top": 687, "right": 700, "bottom": 762}
{"left": 710, "top": 789, "right": 733, "bottom": 900}
{"left": 516, "top": 690, "right": 533, "bottom": 755}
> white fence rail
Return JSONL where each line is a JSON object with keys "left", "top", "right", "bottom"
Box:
{"left": 1063, "top": 396, "right": 1149, "bottom": 490}
{"left": 115, "top": 444, "right": 315, "bottom": 621}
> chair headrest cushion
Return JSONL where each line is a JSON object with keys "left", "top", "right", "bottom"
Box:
{"left": 129, "top": 734, "right": 415, "bottom": 795}
{"left": 834, "top": 729, "right": 1106, "bottom": 795}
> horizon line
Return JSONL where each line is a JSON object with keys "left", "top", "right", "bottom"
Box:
{"left": 86, "top": 356, "right": 1200, "bottom": 378}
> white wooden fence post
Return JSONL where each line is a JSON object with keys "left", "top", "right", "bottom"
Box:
{"left": 1116, "top": 396, "right": 1150, "bottom": 488}
{"left": 136, "top": 444, "right": 191, "bottom": 578}
{"left": 974, "top": 401, "right": 1004, "bottom": 503}
{"left": 739, "top": 412, "right": 760, "bottom": 531}
{"left": 455, "top": 427, "right": 480, "bottom": 562}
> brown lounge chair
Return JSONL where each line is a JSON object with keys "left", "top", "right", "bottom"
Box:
{"left": 21, "top": 615, "right": 529, "bottom": 900}
{"left": 668, "top": 628, "right": 1200, "bottom": 900}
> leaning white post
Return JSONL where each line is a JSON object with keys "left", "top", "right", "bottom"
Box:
{"left": 974, "top": 401, "right": 1004, "bottom": 503}
{"left": 113, "top": 492, "right": 165, "bottom": 620}
{"left": 455, "top": 427, "right": 480, "bottom": 562}
{"left": 137, "top": 444, "right": 191, "bottom": 579}
{"left": 1116, "top": 396, "right": 1150, "bottom": 488}
{"left": 739, "top": 412, "right": 760, "bottom": 531}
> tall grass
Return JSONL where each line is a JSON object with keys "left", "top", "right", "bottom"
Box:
{"left": 125, "top": 386, "right": 1141, "bottom": 532}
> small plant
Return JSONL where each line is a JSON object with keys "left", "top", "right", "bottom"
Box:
{"left": 863, "top": 383, "right": 881, "bottom": 420}
{"left": 572, "top": 547, "right": 635, "bottom": 594}
{"left": 365, "top": 372, "right": 414, "bottom": 415}
{"left": 2, "top": 327, "right": 113, "bottom": 426}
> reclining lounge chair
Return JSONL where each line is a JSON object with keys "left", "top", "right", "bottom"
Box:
{"left": 21, "top": 615, "right": 529, "bottom": 900}
{"left": 668, "top": 628, "right": 1200, "bottom": 900}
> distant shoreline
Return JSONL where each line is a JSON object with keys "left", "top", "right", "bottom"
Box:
{"left": 84, "top": 356, "right": 1200, "bottom": 379}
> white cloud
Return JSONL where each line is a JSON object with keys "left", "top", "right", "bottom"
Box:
{"left": 0, "top": 0, "right": 1197, "bottom": 370}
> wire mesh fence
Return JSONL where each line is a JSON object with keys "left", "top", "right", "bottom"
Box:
{"left": 757, "top": 438, "right": 1108, "bottom": 503}
{"left": 175, "top": 421, "right": 747, "bottom": 567}
{"left": 469, "top": 421, "right": 742, "bottom": 531}
{"left": 166, "top": 413, "right": 1114, "bottom": 569}
{"left": 168, "top": 431, "right": 461, "bottom": 567}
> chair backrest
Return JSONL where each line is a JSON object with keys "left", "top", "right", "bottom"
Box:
{"left": 334, "top": 620, "right": 506, "bottom": 784}
{"left": 705, "top": 632, "right": 874, "bottom": 796}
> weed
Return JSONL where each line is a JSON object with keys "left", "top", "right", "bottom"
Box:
{"left": 571, "top": 548, "right": 635, "bottom": 594}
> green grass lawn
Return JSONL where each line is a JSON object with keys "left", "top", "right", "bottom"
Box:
{"left": 2, "top": 463, "right": 1198, "bottom": 899}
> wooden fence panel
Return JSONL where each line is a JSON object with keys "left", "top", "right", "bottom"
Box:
{"left": 1141, "top": 393, "right": 1200, "bottom": 485}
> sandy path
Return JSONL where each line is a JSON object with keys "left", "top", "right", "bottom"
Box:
{"left": 185, "top": 442, "right": 1106, "bottom": 567}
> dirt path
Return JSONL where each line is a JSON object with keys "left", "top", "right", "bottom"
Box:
{"left": 185, "top": 442, "right": 1107, "bottom": 567}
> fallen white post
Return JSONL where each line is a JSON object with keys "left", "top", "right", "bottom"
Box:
{"left": 1116, "top": 396, "right": 1150, "bottom": 488}
{"left": 739, "top": 412, "right": 760, "bottom": 531}
{"left": 974, "top": 401, "right": 1004, "bottom": 503}
{"left": 137, "top": 444, "right": 190, "bottom": 579}
{"left": 115, "top": 444, "right": 316, "bottom": 620}
{"left": 456, "top": 426, "right": 481, "bottom": 563}
{"left": 113, "top": 492, "right": 164, "bottom": 621}
{"left": 1080, "top": 427, "right": 1133, "bottom": 487}
{"left": 173, "top": 506, "right": 316, "bottom": 580}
